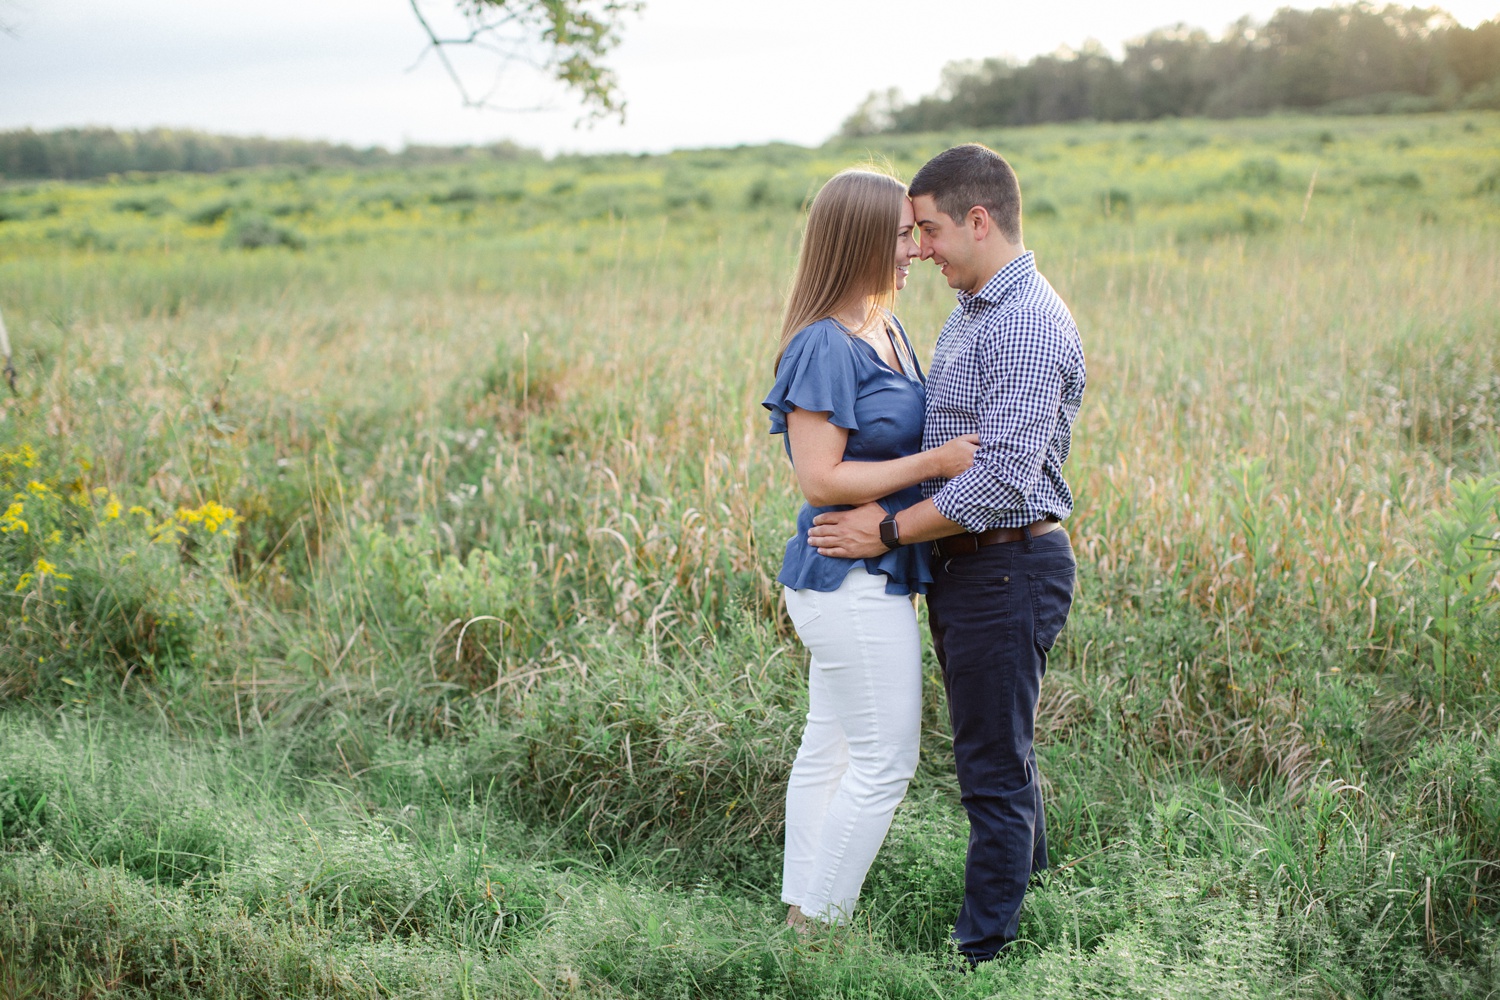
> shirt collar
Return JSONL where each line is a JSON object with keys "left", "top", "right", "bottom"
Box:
{"left": 957, "top": 251, "right": 1035, "bottom": 307}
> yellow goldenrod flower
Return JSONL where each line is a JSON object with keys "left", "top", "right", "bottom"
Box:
{"left": 26, "top": 480, "right": 49, "bottom": 497}
{"left": 0, "top": 445, "right": 38, "bottom": 470}
{"left": 46, "top": 529, "right": 62, "bottom": 544}
{"left": 0, "top": 502, "right": 27, "bottom": 535}
{"left": 104, "top": 498, "right": 122, "bottom": 520}
{"left": 13, "top": 572, "right": 32, "bottom": 593}
{"left": 34, "top": 558, "right": 70, "bottom": 581}
{"left": 202, "top": 500, "right": 238, "bottom": 533}
{"left": 175, "top": 500, "right": 240, "bottom": 534}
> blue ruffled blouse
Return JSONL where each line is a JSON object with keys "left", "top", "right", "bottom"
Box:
{"left": 762, "top": 317, "right": 932, "bottom": 596}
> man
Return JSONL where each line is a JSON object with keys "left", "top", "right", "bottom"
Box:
{"left": 807, "top": 143, "right": 1086, "bottom": 965}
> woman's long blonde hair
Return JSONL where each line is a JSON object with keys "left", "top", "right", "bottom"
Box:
{"left": 775, "top": 169, "right": 906, "bottom": 372}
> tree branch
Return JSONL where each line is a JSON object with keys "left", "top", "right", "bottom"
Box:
{"left": 407, "top": 0, "right": 640, "bottom": 121}
{"left": 409, "top": 0, "right": 484, "bottom": 107}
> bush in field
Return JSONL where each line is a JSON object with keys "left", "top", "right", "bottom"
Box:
{"left": 1406, "top": 732, "right": 1500, "bottom": 866}
{"left": 111, "top": 195, "right": 173, "bottom": 216}
{"left": 223, "top": 211, "right": 305, "bottom": 250}
{"left": 1421, "top": 476, "right": 1500, "bottom": 702}
{"left": 0, "top": 443, "right": 241, "bottom": 698}
{"left": 185, "top": 199, "right": 235, "bottom": 226}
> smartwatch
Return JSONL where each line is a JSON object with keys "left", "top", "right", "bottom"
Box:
{"left": 878, "top": 511, "right": 901, "bottom": 550}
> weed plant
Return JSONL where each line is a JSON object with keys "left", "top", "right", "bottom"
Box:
{"left": 1, "top": 112, "right": 1498, "bottom": 997}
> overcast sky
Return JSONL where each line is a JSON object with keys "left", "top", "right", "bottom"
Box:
{"left": 2, "top": 1, "right": 1497, "bottom": 155}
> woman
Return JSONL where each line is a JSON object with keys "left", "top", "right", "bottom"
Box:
{"left": 762, "top": 169, "right": 977, "bottom": 929}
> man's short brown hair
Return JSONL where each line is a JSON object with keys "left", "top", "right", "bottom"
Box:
{"left": 909, "top": 143, "right": 1022, "bottom": 245}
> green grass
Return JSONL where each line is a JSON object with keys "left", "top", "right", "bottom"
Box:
{"left": 1, "top": 111, "right": 1498, "bottom": 997}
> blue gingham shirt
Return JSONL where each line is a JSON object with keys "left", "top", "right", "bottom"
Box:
{"left": 923, "top": 252, "right": 1086, "bottom": 532}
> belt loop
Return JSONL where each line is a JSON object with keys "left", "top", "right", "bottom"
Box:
{"left": 1022, "top": 522, "right": 1034, "bottom": 552}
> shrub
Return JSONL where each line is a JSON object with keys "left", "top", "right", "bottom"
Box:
{"left": 223, "top": 212, "right": 305, "bottom": 250}
{"left": 111, "top": 195, "right": 172, "bottom": 216}
{"left": 1029, "top": 197, "right": 1059, "bottom": 218}
{"left": 0, "top": 443, "right": 242, "bottom": 698}
{"left": 1225, "top": 156, "right": 1283, "bottom": 189}
{"left": 1405, "top": 732, "right": 1500, "bottom": 867}
{"left": 430, "top": 184, "right": 480, "bottom": 205}
{"left": 185, "top": 199, "right": 235, "bottom": 225}
{"left": 1098, "top": 188, "right": 1132, "bottom": 218}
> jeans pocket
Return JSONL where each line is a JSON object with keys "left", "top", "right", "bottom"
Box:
{"left": 1028, "top": 567, "right": 1075, "bottom": 651}
{"left": 784, "top": 588, "right": 824, "bottom": 635}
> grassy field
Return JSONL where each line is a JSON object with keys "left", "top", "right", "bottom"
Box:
{"left": 1, "top": 111, "right": 1498, "bottom": 998}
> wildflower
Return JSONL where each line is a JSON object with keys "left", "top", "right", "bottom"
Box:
{"left": 0, "top": 445, "right": 37, "bottom": 470}
{"left": 35, "top": 558, "right": 71, "bottom": 582}
{"left": 175, "top": 500, "right": 240, "bottom": 534}
{"left": 201, "top": 500, "right": 239, "bottom": 533}
{"left": 0, "top": 502, "right": 27, "bottom": 535}
{"left": 128, "top": 505, "right": 151, "bottom": 518}
{"left": 46, "top": 529, "right": 62, "bottom": 544}
{"left": 12, "top": 572, "right": 32, "bottom": 593}
{"left": 26, "top": 480, "right": 49, "bottom": 497}
{"left": 104, "top": 497, "right": 122, "bottom": 520}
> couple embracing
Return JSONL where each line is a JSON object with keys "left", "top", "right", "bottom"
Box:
{"left": 763, "top": 143, "right": 1086, "bottom": 965}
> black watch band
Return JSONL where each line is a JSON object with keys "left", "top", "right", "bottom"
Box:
{"left": 878, "top": 511, "right": 901, "bottom": 550}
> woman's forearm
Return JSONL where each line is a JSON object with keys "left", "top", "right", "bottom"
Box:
{"left": 785, "top": 408, "right": 969, "bottom": 508}
{"left": 795, "top": 450, "right": 941, "bottom": 507}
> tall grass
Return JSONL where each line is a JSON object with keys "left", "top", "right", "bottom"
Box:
{"left": 1, "top": 112, "right": 1498, "bottom": 997}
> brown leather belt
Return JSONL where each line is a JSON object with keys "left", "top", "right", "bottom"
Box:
{"left": 932, "top": 518, "right": 1061, "bottom": 559}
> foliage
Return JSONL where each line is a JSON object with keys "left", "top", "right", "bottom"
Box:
{"left": 1421, "top": 475, "right": 1500, "bottom": 701}
{"left": 223, "top": 211, "right": 307, "bottom": 250}
{"left": 412, "top": 0, "right": 643, "bottom": 121}
{"left": 0, "top": 126, "right": 541, "bottom": 182}
{"left": 0, "top": 442, "right": 241, "bottom": 699}
{"left": 847, "top": 4, "right": 1500, "bottom": 134}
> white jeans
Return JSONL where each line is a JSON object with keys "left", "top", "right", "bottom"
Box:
{"left": 781, "top": 566, "right": 921, "bottom": 923}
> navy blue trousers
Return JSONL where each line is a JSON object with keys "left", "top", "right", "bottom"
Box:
{"left": 927, "top": 526, "right": 1075, "bottom": 962}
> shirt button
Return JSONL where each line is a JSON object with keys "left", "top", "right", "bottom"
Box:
{"left": 1003, "top": 576, "right": 1010, "bottom": 583}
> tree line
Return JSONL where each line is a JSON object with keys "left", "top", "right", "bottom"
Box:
{"left": 0, "top": 128, "right": 540, "bottom": 182}
{"left": 843, "top": 3, "right": 1500, "bottom": 135}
